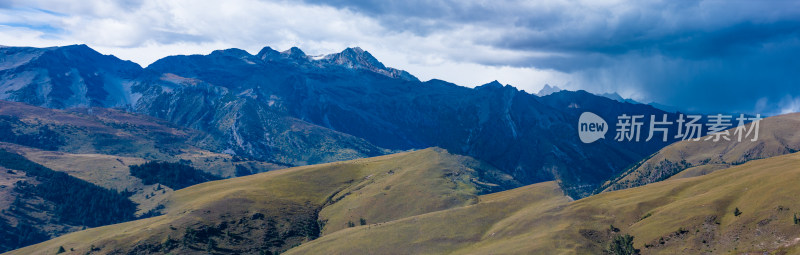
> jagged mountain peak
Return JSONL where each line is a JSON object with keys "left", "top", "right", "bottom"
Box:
{"left": 313, "top": 46, "right": 417, "bottom": 81}
{"left": 256, "top": 46, "right": 281, "bottom": 61}
{"left": 323, "top": 47, "right": 386, "bottom": 70}
{"left": 476, "top": 80, "right": 504, "bottom": 89}
{"left": 536, "top": 84, "right": 563, "bottom": 96}
{"left": 281, "top": 46, "right": 308, "bottom": 60}
{"left": 253, "top": 45, "right": 417, "bottom": 81}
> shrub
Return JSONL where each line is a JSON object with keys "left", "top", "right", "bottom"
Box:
{"left": 639, "top": 212, "right": 652, "bottom": 221}
{"left": 130, "top": 161, "right": 221, "bottom": 190}
{"left": 608, "top": 234, "right": 639, "bottom": 255}
{"left": 235, "top": 165, "right": 253, "bottom": 177}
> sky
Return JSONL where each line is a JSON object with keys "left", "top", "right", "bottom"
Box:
{"left": 1, "top": 0, "right": 799, "bottom": 115}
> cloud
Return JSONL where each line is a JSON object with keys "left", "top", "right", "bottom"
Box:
{"left": 302, "top": 0, "right": 800, "bottom": 115}
{"left": 1, "top": 0, "right": 799, "bottom": 115}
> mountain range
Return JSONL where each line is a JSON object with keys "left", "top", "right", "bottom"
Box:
{"left": 0, "top": 44, "right": 797, "bottom": 254}
{"left": 0, "top": 44, "right": 684, "bottom": 198}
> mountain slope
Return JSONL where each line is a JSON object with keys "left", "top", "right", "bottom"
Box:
{"left": 133, "top": 83, "right": 386, "bottom": 166}
{"left": 0, "top": 45, "right": 141, "bottom": 109}
{"left": 601, "top": 113, "right": 800, "bottom": 192}
{"left": 1, "top": 44, "right": 389, "bottom": 169}
{"left": 287, "top": 152, "right": 800, "bottom": 254}
{"left": 0, "top": 100, "right": 283, "bottom": 177}
{"left": 11, "top": 149, "right": 800, "bottom": 254}
{"left": 5, "top": 148, "right": 515, "bottom": 255}
{"left": 0, "top": 149, "right": 138, "bottom": 253}
{"left": 0, "top": 100, "right": 291, "bottom": 251}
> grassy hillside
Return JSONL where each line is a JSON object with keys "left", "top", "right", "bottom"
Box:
{"left": 9, "top": 148, "right": 800, "bottom": 254}
{"left": 0, "top": 100, "right": 285, "bottom": 178}
{"left": 0, "top": 100, "right": 287, "bottom": 251}
{"left": 6, "top": 148, "right": 515, "bottom": 255}
{"left": 0, "top": 149, "right": 138, "bottom": 253}
{"left": 601, "top": 113, "right": 800, "bottom": 193}
{"left": 288, "top": 152, "right": 800, "bottom": 254}
{"left": 0, "top": 99, "right": 284, "bottom": 216}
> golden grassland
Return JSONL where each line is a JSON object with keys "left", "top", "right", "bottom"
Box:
{"left": 290, "top": 152, "right": 800, "bottom": 254}
{"left": 0, "top": 142, "right": 278, "bottom": 216}
{"left": 6, "top": 148, "right": 508, "bottom": 254}
{"left": 7, "top": 148, "right": 800, "bottom": 254}
{"left": 603, "top": 113, "right": 800, "bottom": 192}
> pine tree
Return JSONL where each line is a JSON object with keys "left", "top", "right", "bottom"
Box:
{"left": 734, "top": 207, "right": 742, "bottom": 216}
{"left": 794, "top": 213, "right": 799, "bottom": 225}
{"left": 57, "top": 246, "right": 66, "bottom": 254}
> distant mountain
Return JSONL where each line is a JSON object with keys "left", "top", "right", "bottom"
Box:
{"left": 598, "top": 92, "right": 641, "bottom": 105}
{"left": 536, "top": 84, "right": 562, "bottom": 96}
{"left": 141, "top": 48, "right": 685, "bottom": 198}
{"left": 594, "top": 92, "right": 704, "bottom": 114}
{"left": 0, "top": 100, "right": 284, "bottom": 177}
{"left": 316, "top": 47, "right": 418, "bottom": 81}
{"left": 0, "top": 45, "right": 387, "bottom": 167}
{"left": 594, "top": 92, "right": 698, "bottom": 114}
{"left": 0, "top": 45, "right": 687, "bottom": 198}
{"left": 0, "top": 45, "right": 142, "bottom": 109}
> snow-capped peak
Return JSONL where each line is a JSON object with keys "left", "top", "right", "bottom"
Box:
{"left": 315, "top": 47, "right": 418, "bottom": 81}
{"left": 281, "top": 47, "right": 308, "bottom": 60}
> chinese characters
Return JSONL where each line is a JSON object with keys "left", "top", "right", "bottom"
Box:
{"left": 614, "top": 114, "right": 761, "bottom": 142}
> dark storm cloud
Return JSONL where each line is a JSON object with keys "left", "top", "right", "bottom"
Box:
{"left": 303, "top": 0, "right": 800, "bottom": 114}
{"left": 305, "top": 0, "right": 800, "bottom": 66}
{"left": 300, "top": 0, "right": 565, "bottom": 36}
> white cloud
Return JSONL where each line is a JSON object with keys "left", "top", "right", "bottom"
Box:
{"left": 1, "top": 0, "right": 570, "bottom": 93}
{"left": 779, "top": 96, "right": 800, "bottom": 115}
